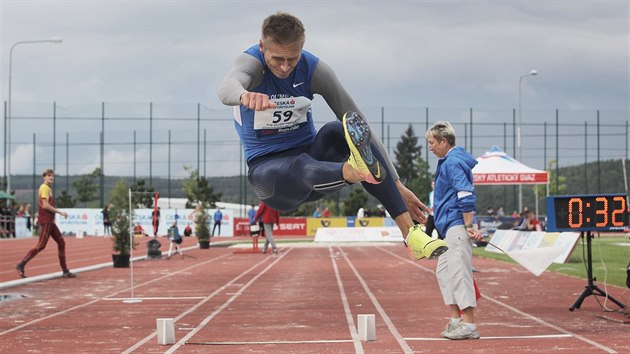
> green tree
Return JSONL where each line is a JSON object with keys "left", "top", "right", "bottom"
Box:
{"left": 181, "top": 166, "right": 222, "bottom": 209}
{"left": 73, "top": 168, "right": 101, "bottom": 206}
{"left": 394, "top": 124, "right": 420, "bottom": 185}
{"left": 195, "top": 204, "right": 210, "bottom": 243}
{"left": 56, "top": 190, "right": 76, "bottom": 208}
{"left": 393, "top": 124, "right": 432, "bottom": 205}
{"left": 538, "top": 160, "right": 568, "bottom": 196}
{"left": 108, "top": 179, "right": 137, "bottom": 254}
{"left": 130, "top": 179, "right": 155, "bottom": 208}
{"left": 343, "top": 187, "right": 369, "bottom": 216}
{"left": 409, "top": 154, "right": 433, "bottom": 205}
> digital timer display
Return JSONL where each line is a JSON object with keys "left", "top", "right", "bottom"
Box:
{"left": 546, "top": 194, "right": 628, "bottom": 232}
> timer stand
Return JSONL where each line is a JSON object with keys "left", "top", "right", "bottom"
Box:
{"left": 569, "top": 231, "right": 626, "bottom": 311}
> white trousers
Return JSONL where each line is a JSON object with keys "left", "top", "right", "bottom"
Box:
{"left": 436, "top": 225, "right": 476, "bottom": 309}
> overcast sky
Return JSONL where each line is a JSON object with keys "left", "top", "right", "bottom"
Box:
{"left": 1, "top": 0, "right": 628, "bottom": 179}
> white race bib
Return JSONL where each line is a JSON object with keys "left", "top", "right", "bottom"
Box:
{"left": 253, "top": 96, "right": 312, "bottom": 136}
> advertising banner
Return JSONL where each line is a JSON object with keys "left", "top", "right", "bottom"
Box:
{"left": 55, "top": 208, "right": 234, "bottom": 237}
{"left": 307, "top": 217, "right": 348, "bottom": 236}
{"left": 314, "top": 227, "right": 403, "bottom": 243}
{"left": 486, "top": 229, "right": 579, "bottom": 264}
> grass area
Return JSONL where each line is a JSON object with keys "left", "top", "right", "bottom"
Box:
{"left": 473, "top": 235, "right": 630, "bottom": 288}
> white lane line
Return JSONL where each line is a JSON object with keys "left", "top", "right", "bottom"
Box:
{"left": 405, "top": 333, "right": 574, "bottom": 341}
{"left": 0, "top": 252, "right": 232, "bottom": 337}
{"left": 162, "top": 248, "right": 293, "bottom": 354}
{"left": 339, "top": 246, "right": 414, "bottom": 354}
{"left": 328, "top": 247, "right": 364, "bottom": 354}
{"left": 102, "top": 296, "right": 207, "bottom": 301}
{"left": 0, "top": 245, "right": 201, "bottom": 290}
{"left": 378, "top": 246, "right": 619, "bottom": 354}
{"left": 122, "top": 253, "right": 274, "bottom": 353}
{"left": 482, "top": 295, "right": 618, "bottom": 354}
{"left": 187, "top": 339, "right": 355, "bottom": 345}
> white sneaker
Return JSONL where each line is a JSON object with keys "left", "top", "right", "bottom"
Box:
{"left": 443, "top": 322, "right": 480, "bottom": 340}
{"left": 441, "top": 319, "right": 461, "bottom": 337}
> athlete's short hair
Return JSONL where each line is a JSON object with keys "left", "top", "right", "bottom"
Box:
{"left": 427, "top": 121, "right": 456, "bottom": 146}
{"left": 42, "top": 168, "right": 55, "bottom": 177}
{"left": 261, "top": 12, "right": 305, "bottom": 46}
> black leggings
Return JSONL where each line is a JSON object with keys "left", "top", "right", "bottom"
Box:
{"left": 247, "top": 121, "right": 407, "bottom": 218}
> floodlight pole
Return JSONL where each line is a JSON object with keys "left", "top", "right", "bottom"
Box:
{"left": 517, "top": 69, "right": 538, "bottom": 212}
{"left": 7, "top": 38, "right": 62, "bottom": 204}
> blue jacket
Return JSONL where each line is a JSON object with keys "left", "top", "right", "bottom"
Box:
{"left": 433, "top": 146, "right": 478, "bottom": 236}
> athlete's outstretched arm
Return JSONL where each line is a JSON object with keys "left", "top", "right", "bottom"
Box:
{"left": 217, "top": 53, "right": 277, "bottom": 111}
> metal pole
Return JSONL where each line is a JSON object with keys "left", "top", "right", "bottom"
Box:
{"left": 100, "top": 102, "right": 105, "bottom": 207}
{"left": 133, "top": 131, "right": 137, "bottom": 182}
{"left": 197, "top": 103, "right": 201, "bottom": 178}
{"left": 381, "top": 106, "right": 385, "bottom": 142}
{"left": 517, "top": 69, "right": 538, "bottom": 211}
{"left": 168, "top": 130, "right": 171, "bottom": 208}
{"left": 66, "top": 132, "right": 69, "bottom": 193}
{"left": 53, "top": 102, "right": 56, "bottom": 171}
{"left": 597, "top": 110, "right": 600, "bottom": 193}
{"left": 3, "top": 102, "right": 6, "bottom": 193}
{"left": 584, "top": 121, "right": 588, "bottom": 193}
{"left": 555, "top": 109, "right": 559, "bottom": 191}
{"left": 469, "top": 108, "right": 473, "bottom": 154}
{"left": 149, "top": 103, "right": 153, "bottom": 187}
{"left": 32, "top": 133, "right": 36, "bottom": 214}
{"left": 7, "top": 38, "right": 63, "bottom": 202}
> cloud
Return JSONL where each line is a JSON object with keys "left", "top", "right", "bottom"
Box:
{"left": 1, "top": 1, "right": 627, "bottom": 176}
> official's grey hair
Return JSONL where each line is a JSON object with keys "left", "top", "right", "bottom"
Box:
{"left": 427, "top": 121, "right": 456, "bottom": 146}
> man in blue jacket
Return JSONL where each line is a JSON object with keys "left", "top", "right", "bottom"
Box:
{"left": 427, "top": 121, "right": 484, "bottom": 340}
{"left": 212, "top": 208, "right": 223, "bottom": 237}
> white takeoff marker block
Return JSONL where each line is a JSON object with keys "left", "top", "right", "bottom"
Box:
{"left": 156, "top": 318, "right": 176, "bottom": 345}
{"left": 357, "top": 314, "right": 376, "bottom": 341}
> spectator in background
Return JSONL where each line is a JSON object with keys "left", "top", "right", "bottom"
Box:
{"left": 254, "top": 201, "right": 280, "bottom": 254}
{"left": 212, "top": 208, "right": 223, "bottom": 237}
{"left": 312, "top": 207, "right": 322, "bottom": 218}
{"left": 322, "top": 207, "right": 331, "bottom": 218}
{"left": 133, "top": 223, "right": 147, "bottom": 237}
{"left": 525, "top": 210, "right": 543, "bottom": 231}
{"left": 357, "top": 207, "right": 365, "bottom": 219}
{"left": 425, "top": 179, "right": 442, "bottom": 239}
{"left": 248, "top": 205, "right": 257, "bottom": 225}
{"left": 496, "top": 207, "right": 505, "bottom": 218}
{"left": 24, "top": 204, "right": 32, "bottom": 232}
{"left": 166, "top": 221, "right": 184, "bottom": 259}
{"left": 16, "top": 204, "right": 25, "bottom": 218}
{"left": 485, "top": 206, "right": 494, "bottom": 216}
{"left": 101, "top": 204, "right": 112, "bottom": 235}
{"left": 151, "top": 206, "right": 161, "bottom": 237}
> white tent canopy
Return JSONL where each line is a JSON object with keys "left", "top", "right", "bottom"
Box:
{"left": 472, "top": 146, "right": 549, "bottom": 216}
{"left": 473, "top": 146, "right": 548, "bottom": 185}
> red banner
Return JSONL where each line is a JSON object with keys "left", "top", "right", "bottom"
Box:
{"left": 233, "top": 217, "right": 307, "bottom": 236}
{"left": 474, "top": 173, "right": 548, "bottom": 185}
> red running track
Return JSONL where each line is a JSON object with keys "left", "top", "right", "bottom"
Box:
{"left": 0, "top": 236, "right": 629, "bottom": 353}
